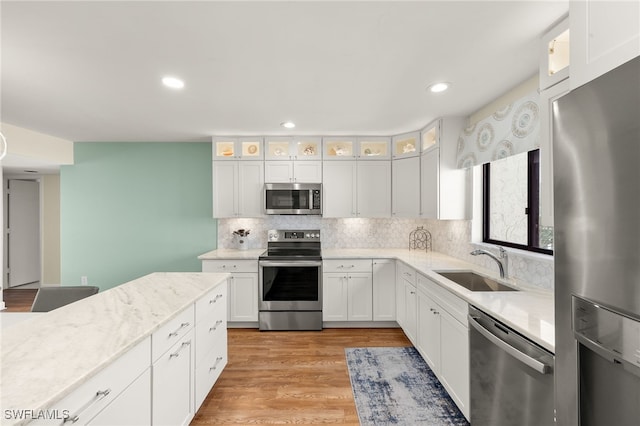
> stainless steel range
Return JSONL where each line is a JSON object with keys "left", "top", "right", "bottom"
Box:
{"left": 258, "top": 229, "right": 322, "bottom": 331}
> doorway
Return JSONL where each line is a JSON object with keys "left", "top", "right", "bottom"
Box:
{"left": 6, "top": 179, "right": 41, "bottom": 288}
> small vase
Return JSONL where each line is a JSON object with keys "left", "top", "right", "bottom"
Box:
{"left": 234, "top": 234, "right": 249, "bottom": 250}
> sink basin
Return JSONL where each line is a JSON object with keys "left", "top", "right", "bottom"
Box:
{"left": 435, "top": 271, "right": 518, "bottom": 292}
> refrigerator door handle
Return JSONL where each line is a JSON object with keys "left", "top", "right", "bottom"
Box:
{"left": 468, "top": 314, "right": 552, "bottom": 374}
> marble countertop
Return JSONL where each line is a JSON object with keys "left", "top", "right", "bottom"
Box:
{"left": 199, "top": 247, "right": 554, "bottom": 352}
{"left": 0, "top": 272, "right": 229, "bottom": 420}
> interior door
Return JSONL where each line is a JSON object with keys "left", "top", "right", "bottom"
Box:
{"left": 7, "top": 179, "right": 41, "bottom": 287}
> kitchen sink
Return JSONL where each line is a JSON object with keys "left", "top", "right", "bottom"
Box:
{"left": 435, "top": 271, "right": 519, "bottom": 292}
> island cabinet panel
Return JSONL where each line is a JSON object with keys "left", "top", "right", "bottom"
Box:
{"left": 31, "top": 337, "right": 151, "bottom": 426}
{"left": 152, "top": 328, "right": 195, "bottom": 426}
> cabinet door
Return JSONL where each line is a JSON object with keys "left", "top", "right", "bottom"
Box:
{"left": 212, "top": 162, "right": 237, "bottom": 218}
{"left": 392, "top": 132, "right": 420, "bottom": 158}
{"left": 417, "top": 290, "right": 440, "bottom": 372}
{"left": 322, "top": 274, "right": 348, "bottom": 321}
{"left": 347, "top": 272, "right": 373, "bottom": 321}
{"left": 395, "top": 276, "right": 406, "bottom": 328}
{"left": 87, "top": 369, "right": 151, "bottom": 426}
{"left": 322, "top": 161, "right": 356, "bottom": 218}
{"left": 265, "top": 161, "right": 294, "bottom": 182}
{"left": 439, "top": 310, "right": 470, "bottom": 419}
{"left": 420, "top": 149, "right": 439, "bottom": 219}
{"left": 293, "top": 137, "right": 322, "bottom": 160}
{"left": 571, "top": 0, "right": 640, "bottom": 88}
{"left": 323, "top": 137, "right": 356, "bottom": 159}
{"left": 212, "top": 137, "right": 238, "bottom": 160}
{"left": 265, "top": 137, "right": 294, "bottom": 160}
{"left": 372, "top": 260, "right": 396, "bottom": 321}
{"left": 228, "top": 273, "right": 258, "bottom": 322}
{"left": 293, "top": 161, "right": 322, "bottom": 183}
{"left": 392, "top": 157, "right": 420, "bottom": 217}
{"left": 403, "top": 282, "right": 418, "bottom": 345}
{"left": 237, "top": 161, "right": 264, "bottom": 217}
{"left": 152, "top": 330, "right": 194, "bottom": 426}
{"left": 357, "top": 137, "right": 391, "bottom": 160}
{"left": 357, "top": 161, "right": 391, "bottom": 217}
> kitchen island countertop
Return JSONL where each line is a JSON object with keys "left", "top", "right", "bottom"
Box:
{"left": 200, "top": 247, "right": 554, "bottom": 353}
{"left": 0, "top": 272, "right": 229, "bottom": 423}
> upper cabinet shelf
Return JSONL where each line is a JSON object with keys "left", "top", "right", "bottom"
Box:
{"left": 540, "top": 16, "right": 570, "bottom": 91}
{"left": 213, "top": 137, "right": 263, "bottom": 160}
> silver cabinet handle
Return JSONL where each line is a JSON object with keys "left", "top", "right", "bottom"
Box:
{"left": 169, "top": 340, "right": 191, "bottom": 358}
{"left": 209, "top": 294, "right": 223, "bottom": 304}
{"left": 64, "top": 388, "right": 112, "bottom": 423}
{"left": 168, "top": 322, "right": 190, "bottom": 337}
{"left": 209, "top": 320, "right": 224, "bottom": 332}
{"left": 468, "top": 315, "right": 552, "bottom": 374}
{"left": 209, "top": 356, "right": 224, "bottom": 371}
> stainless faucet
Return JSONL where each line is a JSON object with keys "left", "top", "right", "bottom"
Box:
{"left": 470, "top": 247, "right": 508, "bottom": 279}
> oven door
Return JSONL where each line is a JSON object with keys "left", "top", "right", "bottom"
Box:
{"left": 259, "top": 260, "right": 322, "bottom": 311}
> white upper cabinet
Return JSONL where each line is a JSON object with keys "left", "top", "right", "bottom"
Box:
{"left": 213, "top": 137, "right": 263, "bottom": 160}
{"left": 570, "top": 0, "right": 640, "bottom": 88}
{"left": 356, "top": 136, "right": 391, "bottom": 160}
{"left": 264, "top": 161, "right": 322, "bottom": 183}
{"left": 392, "top": 131, "right": 420, "bottom": 159}
{"left": 420, "top": 117, "right": 470, "bottom": 220}
{"left": 264, "top": 137, "right": 322, "bottom": 160}
{"left": 323, "top": 137, "right": 356, "bottom": 159}
{"left": 212, "top": 161, "right": 264, "bottom": 218}
{"left": 540, "top": 16, "right": 570, "bottom": 91}
{"left": 392, "top": 156, "right": 420, "bottom": 218}
{"left": 421, "top": 122, "right": 439, "bottom": 153}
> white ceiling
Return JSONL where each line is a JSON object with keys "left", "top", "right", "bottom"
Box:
{"left": 1, "top": 1, "right": 568, "bottom": 143}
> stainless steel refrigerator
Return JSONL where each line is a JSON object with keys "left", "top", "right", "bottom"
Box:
{"left": 553, "top": 55, "right": 640, "bottom": 425}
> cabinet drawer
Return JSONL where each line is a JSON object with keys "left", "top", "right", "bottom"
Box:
{"left": 32, "top": 337, "right": 151, "bottom": 426}
{"left": 195, "top": 308, "right": 227, "bottom": 365}
{"left": 323, "top": 259, "right": 372, "bottom": 273}
{"left": 152, "top": 306, "right": 195, "bottom": 362}
{"left": 195, "top": 284, "right": 227, "bottom": 323}
{"left": 417, "top": 274, "right": 468, "bottom": 325}
{"left": 397, "top": 261, "right": 416, "bottom": 285}
{"left": 202, "top": 260, "right": 257, "bottom": 273}
{"left": 195, "top": 342, "right": 227, "bottom": 410}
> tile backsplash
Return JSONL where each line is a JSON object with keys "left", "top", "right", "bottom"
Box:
{"left": 218, "top": 217, "right": 553, "bottom": 290}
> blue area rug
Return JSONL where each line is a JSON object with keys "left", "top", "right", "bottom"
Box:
{"left": 345, "top": 347, "right": 469, "bottom": 426}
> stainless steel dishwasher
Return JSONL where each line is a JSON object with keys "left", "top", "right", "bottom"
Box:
{"left": 468, "top": 305, "right": 555, "bottom": 426}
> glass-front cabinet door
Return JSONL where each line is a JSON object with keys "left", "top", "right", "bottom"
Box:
{"left": 421, "top": 121, "right": 439, "bottom": 154}
{"left": 293, "top": 137, "right": 322, "bottom": 160}
{"left": 357, "top": 137, "right": 391, "bottom": 160}
{"left": 213, "top": 137, "right": 263, "bottom": 160}
{"left": 392, "top": 132, "right": 420, "bottom": 159}
{"left": 323, "top": 137, "right": 356, "bottom": 159}
{"left": 265, "top": 137, "right": 294, "bottom": 160}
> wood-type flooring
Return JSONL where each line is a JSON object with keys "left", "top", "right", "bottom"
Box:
{"left": 2, "top": 290, "right": 412, "bottom": 424}
{"left": 191, "top": 328, "right": 411, "bottom": 425}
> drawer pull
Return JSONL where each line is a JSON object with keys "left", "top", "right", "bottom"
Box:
{"left": 209, "top": 294, "right": 224, "bottom": 304}
{"left": 168, "top": 322, "right": 190, "bottom": 337}
{"left": 64, "top": 388, "right": 112, "bottom": 423}
{"left": 209, "top": 320, "right": 224, "bottom": 332}
{"left": 209, "top": 356, "right": 224, "bottom": 371}
{"left": 170, "top": 341, "right": 191, "bottom": 359}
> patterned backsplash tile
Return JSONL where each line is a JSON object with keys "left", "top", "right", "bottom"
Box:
{"left": 218, "top": 217, "right": 553, "bottom": 290}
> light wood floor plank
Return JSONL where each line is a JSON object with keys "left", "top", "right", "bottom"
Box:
{"left": 191, "top": 328, "right": 411, "bottom": 425}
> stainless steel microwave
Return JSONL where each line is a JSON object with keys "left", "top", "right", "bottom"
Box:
{"left": 264, "top": 183, "right": 322, "bottom": 215}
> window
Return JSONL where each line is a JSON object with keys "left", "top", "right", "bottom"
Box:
{"left": 483, "top": 149, "right": 553, "bottom": 254}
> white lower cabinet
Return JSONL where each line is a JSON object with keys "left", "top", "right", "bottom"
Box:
{"left": 201, "top": 260, "right": 258, "bottom": 323}
{"left": 87, "top": 368, "right": 151, "bottom": 426}
{"left": 396, "top": 261, "right": 417, "bottom": 344}
{"left": 323, "top": 259, "right": 373, "bottom": 322}
{"left": 152, "top": 329, "right": 195, "bottom": 426}
{"left": 416, "top": 273, "right": 469, "bottom": 420}
{"left": 372, "top": 259, "right": 396, "bottom": 321}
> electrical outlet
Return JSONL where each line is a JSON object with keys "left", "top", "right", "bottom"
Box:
{"left": 81, "top": 276, "right": 88, "bottom": 286}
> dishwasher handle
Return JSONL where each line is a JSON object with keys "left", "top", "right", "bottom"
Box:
{"left": 468, "top": 314, "right": 552, "bottom": 375}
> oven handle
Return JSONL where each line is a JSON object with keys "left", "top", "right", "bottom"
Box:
{"left": 468, "top": 314, "right": 552, "bottom": 375}
{"left": 259, "top": 260, "right": 322, "bottom": 267}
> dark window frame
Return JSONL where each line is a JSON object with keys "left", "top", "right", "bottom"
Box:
{"left": 483, "top": 149, "right": 553, "bottom": 255}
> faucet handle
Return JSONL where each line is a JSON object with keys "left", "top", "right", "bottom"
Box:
{"left": 498, "top": 246, "right": 507, "bottom": 258}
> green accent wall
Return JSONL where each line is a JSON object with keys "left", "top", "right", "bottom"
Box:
{"left": 61, "top": 142, "right": 217, "bottom": 290}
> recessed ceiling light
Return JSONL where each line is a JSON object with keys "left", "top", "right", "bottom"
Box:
{"left": 162, "top": 76, "right": 185, "bottom": 89}
{"left": 428, "top": 82, "right": 451, "bottom": 93}
{"left": 280, "top": 121, "right": 296, "bottom": 129}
